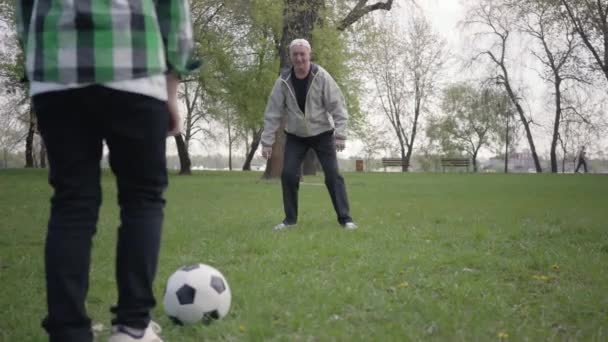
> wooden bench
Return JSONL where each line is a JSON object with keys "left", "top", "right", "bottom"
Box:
{"left": 381, "top": 158, "right": 409, "bottom": 171}
{"left": 440, "top": 158, "right": 470, "bottom": 172}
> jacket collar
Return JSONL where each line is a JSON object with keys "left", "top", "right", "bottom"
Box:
{"left": 280, "top": 63, "right": 319, "bottom": 81}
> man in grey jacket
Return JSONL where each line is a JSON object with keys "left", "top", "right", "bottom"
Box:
{"left": 261, "top": 38, "right": 357, "bottom": 231}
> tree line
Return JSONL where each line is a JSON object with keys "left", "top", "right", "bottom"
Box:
{"left": 1, "top": 0, "right": 606, "bottom": 174}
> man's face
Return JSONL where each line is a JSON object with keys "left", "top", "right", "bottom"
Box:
{"left": 290, "top": 45, "right": 311, "bottom": 72}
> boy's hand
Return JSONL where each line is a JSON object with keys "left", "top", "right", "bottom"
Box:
{"left": 167, "top": 73, "right": 182, "bottom": 136}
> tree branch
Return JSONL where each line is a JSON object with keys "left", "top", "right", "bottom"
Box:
{"left": 337, "top": 0, "right": 394, "bottom": 31}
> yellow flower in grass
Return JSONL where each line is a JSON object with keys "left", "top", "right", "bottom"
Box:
{"left": 498, "top": 331, "right": 509, "bottom": 339}
{"left": 532, "top": 274, "right": 550, "bottom": 281}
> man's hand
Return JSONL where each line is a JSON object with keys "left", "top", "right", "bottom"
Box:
{"left": 167, "top": 73, "right": 182, "bottom": 136}
{"left": 262, "top": 146, "right": 273, "bottom": 159}
{"left": 335, "top": 138, "right": 346, "bottom": 152}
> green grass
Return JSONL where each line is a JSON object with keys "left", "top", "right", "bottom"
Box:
{"left": 1, "top": 169, "right": 607, "bottom": 341}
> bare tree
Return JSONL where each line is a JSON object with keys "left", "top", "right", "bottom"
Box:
{"left": 516, "top": 1, "right": 585, "bottom": 172}
{"left": 466, "top": 0, "right": 544, "bottom": 172}
{"left": 557, "top": 85, "right": 604, "bottom": 171}
{"left": 219, "top": 106, "right": 242, "bottom": 171}
{"left": 560, "top": 0, "right": 608, "bottom": 83}
{"left": 363, "top": 14, "right": 446, "bottom": 171}
{"left": 173, "top": 80, "right": 215, "bottom": 174}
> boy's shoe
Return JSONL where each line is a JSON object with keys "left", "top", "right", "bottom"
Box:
{"left": 273, "top": 222, "right": 296, "bottom": 231}
{"left": 108, "top": 321, "right": 162, "bottom": 342}
{"left": 343, "top": 222, "right": 358, "bottom": 230}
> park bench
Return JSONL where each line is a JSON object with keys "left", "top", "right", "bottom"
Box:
{"left": 440, "top": 158, "right": 470, "bottom": 172}
{"left": 381, "top": 158, "right": 409, "bottom": 171}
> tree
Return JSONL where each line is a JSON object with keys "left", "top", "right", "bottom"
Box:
{"left": 217, "top": 106, "right": 242, "bottom": 170}
{"left": 427, "top": 83, "right": 506, "bottom": 172}
{"left": 0, "top": 96, "right": 27, "bottom": 168}
{"left": 491, "top": 93, "right": 520, "bottom": 173}
{"left": 556, "top": 86, "right": 604, "bottom": 171}
{"left": 0, "top": 0, "right": 36, "bottom": 168}
{"left": 362, "top": 14, "right": 446, "bottom": 172}
{"left": 466, "top": 0, "right": 544, "bottom": 172}
{"left": 517, "top": 0, "right": 585, "bottom": 173}
{"left": 560, "top": 0, "right": 608, "bottom": 84}
{"left": 195, "top": 0, "right": 282, "bottom": 171}
{"left": 262, "top": 0, "right": 396, "bottom": 179}
{"left": 173, "top": 78, "right": 219, "bottom": 174}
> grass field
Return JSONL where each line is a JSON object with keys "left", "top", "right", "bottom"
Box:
{"left": 0, "top": 169, "right": 607, "bottom": 341}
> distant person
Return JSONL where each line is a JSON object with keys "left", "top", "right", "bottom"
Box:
{"left": 260, "top": 38, "right": 357, "bottom": 231}
{"left": 575, "top": 145, "right": 588, "bottom": 173}
{"left": 17, "top": 0, "right": 196, "bottom": 341}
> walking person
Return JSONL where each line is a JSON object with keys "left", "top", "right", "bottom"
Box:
{"left": 261, "top": 38, "right": 357, "bottom": 231}
{"left": 575, "top": 145, "right": 588, "bottom": 173}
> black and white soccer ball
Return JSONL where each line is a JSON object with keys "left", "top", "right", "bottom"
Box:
{"left": 163, "top": 263, "right": 231, "bottom": 325}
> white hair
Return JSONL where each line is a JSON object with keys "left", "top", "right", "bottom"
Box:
{"left": 289, "top": 38, "right": 311, "bottom": 52}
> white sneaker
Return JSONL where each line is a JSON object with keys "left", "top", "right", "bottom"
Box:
{"left": 343, "top": 222, "right": 358, "bottom": 230}
{"left": 108, "top": 321, "right": 163, "bottom": 342}
{"left": 273, "top": 222, "right": 295, "bottom": 231}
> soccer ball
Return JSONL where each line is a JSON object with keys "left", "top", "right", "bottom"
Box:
{"left": 163, "top": 263, "right": 231, "bottom": 325}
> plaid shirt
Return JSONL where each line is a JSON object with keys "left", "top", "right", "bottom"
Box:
{"left": 17, "top": 0, "right": 195, "bottom": 84}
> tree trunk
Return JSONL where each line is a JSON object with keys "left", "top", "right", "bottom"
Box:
{"left": 302, "top": 150, "right": 319, "bottom": 175}
{"left": 39, "top": 138, "right": 46, "bottom": 168}
{"left": 174, "top": 135, "right": 192, "bottom": 175}
{"left": 263, "top": 125, "right": 286, "bottom": 179}
{"left": 25, "top": 109, "right": 35, "bottom": 168}
{"left": 501, "top": 75, "right": 542, "bottom": 172}
{"left": 401, "top": 147, "right": 408, "bottom": 172}
{"left": 404, "top": 148, "right": 412, "bottom": 172}
{"left": 472, "top": 151, "right": 478, "bottom": 172}
{"left": 549, "top": 80, "right": 562, "bottom": 173}
{"left": 404, "top": 91, "right": 422, "bottom": 172}
{"left": 228, "top": 142, "right": 233, "bottom": 171}
{"left": 504, "top": 112, "right": 509, "bottom": 173}
{"left": 243, "top": 127, "right": 263, "bottom": 171}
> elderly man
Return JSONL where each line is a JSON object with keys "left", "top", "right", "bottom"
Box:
{"left": 261, "top": 38, "right": 357, "bottom": 231}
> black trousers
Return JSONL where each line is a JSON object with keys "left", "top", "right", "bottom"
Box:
{"left": 34, "top": 86, "right": 169, "bottom": 342}
{"left": 282, "top": 131, "right": 352, "bottom": 225}
{"left": 575, "top": 159, "right": 588, "bottom": 173}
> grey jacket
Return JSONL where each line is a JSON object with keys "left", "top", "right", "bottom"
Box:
{"left": 261, "top": 64, "right": 348, "bottom": 146}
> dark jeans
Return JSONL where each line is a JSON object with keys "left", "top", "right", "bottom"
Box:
{"left": 34, "top": 86, "right": 169, "bottom": 342}
{"left": 282, "top": 131, "right": 352, "bottom": 225}
{"left": 575, "top": 159, "right": 587, "bottom": 173}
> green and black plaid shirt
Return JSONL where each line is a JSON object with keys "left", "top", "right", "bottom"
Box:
{"left": 17, "top": 0, "right": 195, "bottom": 84}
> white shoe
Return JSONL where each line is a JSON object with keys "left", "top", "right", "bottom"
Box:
{"left": 108, "top": 321, "right": 163, "bottom": 342}
{"left": 273, "top": 222, "right": 295, "bottom": 231}
{"left": 343, "top": 222, "right": 358, "bottom": 230}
